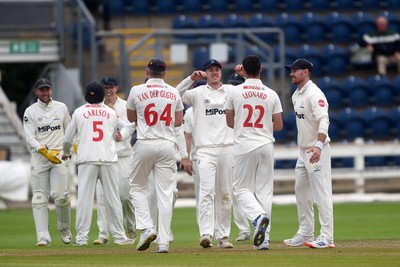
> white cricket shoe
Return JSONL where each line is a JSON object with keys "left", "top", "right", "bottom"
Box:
{"left": 254, "top": 239, "right": 269, "bottom": 250}
{"left": 304, "top": 235, "right": 335, "bottom": 248}
{"left": 73, "top": 241, "right": 87, "bottom": 246}
{"left": 199, "top": 234, "right": 212, "bottom": 248}
{"left": 156, "top": 244, "right": 169, "bottom": 253}
{"left": 36, "top": 239, "right": 50, "bottom": 247}
{"left": 115, "top": 238, "right": 135, "bottom": 245}
{"left": 137, "top": 228, "right": 157, "bottom": 251}
{"left": 283, "top": 234, "right": 314, "bottom": 247}
{"left": 252, "top": 214, "right": 269, "bottom": 247}
{"left": 218, "top": 237, "right": 233, "bottom": 248}
{"left": 236, "top": 232, "right": 250, "bottom": 241}
{"left": 61, "top": 229, "right": 72, "bottom": 244}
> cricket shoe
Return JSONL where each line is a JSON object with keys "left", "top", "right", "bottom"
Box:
{"left": 115, "top": 238, "right": 135, "bottom": 245}
{"left": 61, "top": 229, "right": 72, "bottom": 244}
{"left": 236, "top": 232, "right": 250, "bottom": 241}
{"left": 304, "top": 235, "right": 335, "bottom": 249}
{"left": 254, "top": 239, "right": 270, "bottom": 251}
{"left": 137, "top": 228, "right": 157, "bottom": 251}
{"left": 93, "top": 237, "right": 108, "bottom": 245}
{"left": 252, "top": 214, "right": 269, "bottom": 247}
{"left": 127, "top": 229, "right": 136, "bottom": 241}
{"left": 73, "top": 241, "right": 87, "bottom": 246}
{"left": 283, "top": 234, "right": 314, "bottom": 247}
{"left": 199, "top": 234, "right": 212, "bottom": 248}
{"left": 218, "top": 237, "right": 233, "bottom": 248}
{"left": 156, "top": 244, "right": 169, "bottom": 253}
{"left": 36, "top": 239, "right": 50, "bottom": 247}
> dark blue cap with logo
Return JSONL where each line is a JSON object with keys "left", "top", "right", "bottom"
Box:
{"left": 148, "top": 58, "right": 167, "bottom": 72}
{"left": 100, "top": 76, "right": 118, "bottom": 86}
{"left": 285, "top": 58, "right": 314, "bottom": 72}
{"left": 202, "top": 59, "right": 222, "bottom": 71}
{"left": 228, "top": 73, "right": 245, "bottom": 85}
{"left": 34, "top": 78, "right": 52, "bottom": 89}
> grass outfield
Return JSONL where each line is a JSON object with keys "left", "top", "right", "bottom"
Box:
{"left": 0, "top": 202, "right": 399, "bottom": 267}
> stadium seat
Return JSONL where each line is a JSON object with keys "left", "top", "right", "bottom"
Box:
{"left": 181, "top": 0, "right": 202, "bottom": 13}
{"left": 284, "top": 112, "right": 298, "bottom": 141}
{"left": 208, "top": 0, "right": 228, "bottom": 12}
{"left": 390, "top": 106, "right": 400, "bottom": 139}
{"left": 274, "top": 47, "right": 296, "bottom": 66}
{"left": 343, "top": 76, "right": 371, "bottom": 108}
{"left": 358, "top": 0, "right": 382, "bottom": 10}
{"left": 155, "top": 0, "right": 176, "bottom": 14}
{"left": 386, "top": 0, "right": 400, "bottom": 9}
{"left": 392, "top": 75, "right": 400, "bottom": 103}
{"left": 274, "top": 126, "right": 289, "bottom": 144}
{"left": 109, "top": 0, "right": 125, "bottom": 16}
{"left": 334, "top": 0, "right": 357, "bottom": 10}
{"left": 172, "top": 15, "right": 198, "bottom": 29}
{"left": 224, "top": 14, "right": 248, "bottom": 28}
{"left": 259, "top": 0, "right": 280, "bottom": 10}
{"left": 275, "top": 13, "right": 303, "bottom": 44}
{"left": 317, "top": 77, "right": 345, "bottom": 109}
{"left": 367, "top": 75, "right": 396, "bottom": 107}
{"left": 193, "top": 46, "right": 210, "bottom": 69}
{"left": 249, "top": 13, "right": 276, "bottom": 43}
{"left": 364, "top": 107, "right": 392, "bottom": 140}
{"left": 296, "top": 44, "right": 324, "bottom": 75}
{"left": 365, "top": 156, "right": 388, "bottom": 167}
{"left": 233, "top": 0, "right": 255, "bottom": 12}
{"left": 130, "top": 0, "right": 150, "bottom": 14}
{"left": 309, "top": 0, "right": 331, "bottom": 10}
{"left": 300, "top": 12, "right": 328, "bottom": 43}
{"left": 198, "top": 14, "right": 223, "bottom": 29}
{"left": 245, "top": 46, "right": 269, "bottom": 61}
{"left": 283, "top": 0, "right": 305, "bottom": 10}
{"left": 339, "top": 108, "right": 367, "bottom": 141}
{"left": 328, "top": 111, "right": 342, "bottom": 141}
{"left": 322, "top": 44, "right": 349, "bottom": 75}
{"left": 327, "top": 12, "right": 354, "bottom": 43}
{"left": 351, "top": 12, "right": 376, "bottom": 45}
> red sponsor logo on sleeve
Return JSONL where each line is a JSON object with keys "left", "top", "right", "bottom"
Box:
{"left": 318, "top": 99, "right": 325, "bottom": 107}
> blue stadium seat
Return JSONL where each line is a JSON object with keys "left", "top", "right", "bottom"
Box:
{"left": 283, "top": 0, "right": 305, "bottom": 10}
{"left": 109, "top": 0, "right": 125, "bottom": 16}
{"left": 130, "top": 0, "right": 150, "bottom": 14}
{"left": 155, "top": 0, "right": 176, "bottom": 14}
{"left": 364, "top": 107, "right": 392, "bottom": 140}
{"left": 343, "top": 76, "right": 370, "bottom": 107}
{"left": 249, "top": 13, "right": 276, "bottom": 43}
{"left": 259, "top": 0, "right": 280, "bottom": 10}
{"left": 380, "top": 11, "right": 400, "bottom": 33}
{"left": 386, "top": 0, "right": 400, "bottom": 9}
{"left": 328, "top": 111, "right": 342, "bottom": 141}
{"left": 193, "top": 46, "right": 210, "bottom": 69}
{"left": 284, "top": 112, "right": 298, "bottom": 141}
{"left": 300, "top": 12, "right": 328, "bottom": 43}
{"left": 390, "top": 106, "right": 400, "bottom": 139}
{"left": 322, "top": 44, "right": 349, "bottom": 75}
{"left": 172, "top": 15, "right": 198, "bottom": 29}
{"left": 309, "top": 0, "right": 331, "bottom": 10}
{"left": 224, "top": 14, "right": 248, "bottom": 28}
{"left": 358, "top": 0, "right": 382, "bottom": 10}
{"left": 274, "top": 47, "right": 296, "bottom": 65}
{"left": 367, "top": 75, "right": 396, "bottom": 107}
{"left": 233, "top": 0, "right": 255, "bottom": 12}
{"left": 245, "top": 46, "right": 269, "bottom": 61}
{"left": 208, "top": 0, "right": 228, "bottom": 12}
{"left": 351, "top": 12, "right": 376, "bottom": 45}
{"left": 274, "top": 126, "right": 289, "bottom": 144}
{"left": 334, "top": 0, "right": 357, "bottom": 10}
{"left": 392, "top": 75, "right": 400, "bottom": 103}
{"left": 275, "top": 13, "right": 303, "bottom": 44}
{"left": 339, "top": 108, "right": 367, "bottom": 141}
{"left": 181, "top": 0, "right": 202, "bottom": 13}
{"left": 317, "top": 77, "right": 345, "bottom": 109}
{"left": 296, "top": 45, "right": 325, "bottom": 75}
{"left": 327, "top": 12, "right": 353, "bottom": 43}
{"left": 198, "top": 14, "right": 223, "bottom": 28}
{"left": 365, "top": 156, "right": 388, "bottom": 167}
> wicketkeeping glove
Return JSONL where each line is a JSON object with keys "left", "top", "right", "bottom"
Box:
{"left": 38, "top": 147, "right": 62, "bottom": 164}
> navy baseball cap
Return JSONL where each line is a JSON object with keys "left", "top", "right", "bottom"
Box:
{"left": 85, "top": 81, "right": 105, "bottom": 103}
{"left": 202, "top": 59, "right": 222, "bottom": 71}
{"left": 34, "top": 78, "right": 52, "bottom": 89}
{"left": 285, "top": 58, "right": 314, "bottom": 72}
{"left": 228, "top": 73, "right": 245, "bottom": 85}
{"left": 148, "top": 58, "right": 166, "bottom": 72}
{"left": 100, "top": 76, "right": 118, "bottom": 86}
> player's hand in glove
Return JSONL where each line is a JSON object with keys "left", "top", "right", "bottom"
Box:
{"left": 38, "top": 147, "right": 62, "bottom": 164}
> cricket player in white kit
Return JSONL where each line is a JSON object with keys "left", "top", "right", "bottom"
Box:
{"left": 225, "top": 55, "right": 283, "bottom": 250}
{"left": 62, "top": 81, "right": 133, "bottom": 246}
{"left": 178, "top": 59, "right": 235, "bottom": 249}
{"left": 126, "top": 59, "right": 184, "bottom": 253}
{"left": 283, "top": 59, "right": 335, "bottom": 249}
{"left": 23, "top": 78, "right": 72, "bottom": 246}
{"left": 93, "top": 76, "right": 137, "bottom": 245}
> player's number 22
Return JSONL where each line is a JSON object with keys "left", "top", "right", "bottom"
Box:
{"left": 243, "top": 104, "right": 265, "bottom": 128}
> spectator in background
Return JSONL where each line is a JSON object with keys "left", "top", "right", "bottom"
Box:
{"left": 364, "top": 15, "right": 400, "bottom": 76}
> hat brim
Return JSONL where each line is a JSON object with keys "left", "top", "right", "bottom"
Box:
{"left": 202, "top": 63, "right": 222, "bottom": 71}
{"left": 285, "top": 64, "right": 300, "bottom": 70}
{"left": 36, "top": 84, "right": 52, "bottom": 89}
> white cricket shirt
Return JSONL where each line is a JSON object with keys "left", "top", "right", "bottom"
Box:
{"left": 126, "top": 78, "right": 184, "bottom": 144}
{"left": 182, "top": 84, "right": 234, "bottom": 148}
{"left": 183, "top": 107, "right": 197, "bottom": 159}
{"left": 112, "top": 96, "right": 134, "bottom": 157}
{"left": 292, "top": 80, "right": 331, "bottom": 148}
{"left": 23, "top": 99, "right": 70, "bottom": 152}
{"left": 225, "top": 78, "right": 283, "bottom": 155}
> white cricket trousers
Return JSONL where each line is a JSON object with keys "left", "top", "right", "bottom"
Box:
{"left": 96, "top": 156, "right": 136, "bottom": 240}
{"left": 75, "top": 163, "right": 126, "bottom": 244}
{"left": 130, "top": 139, "right": 177, "bottom": 246}
{"left": 197, "top": 145, "right": 233, "bottom": 239}
{"left": 233, "top": 143, "right": 274, "bottom": 240}
{"left": 295, "top": 144, "right": 334, "bottom": 242}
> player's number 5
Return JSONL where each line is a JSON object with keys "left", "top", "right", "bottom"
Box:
{"left": 92, "top": 121, "right": 104, "bottom": 142}
{"left": 144, "top": 103, "right": 173, "bottom": 126}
